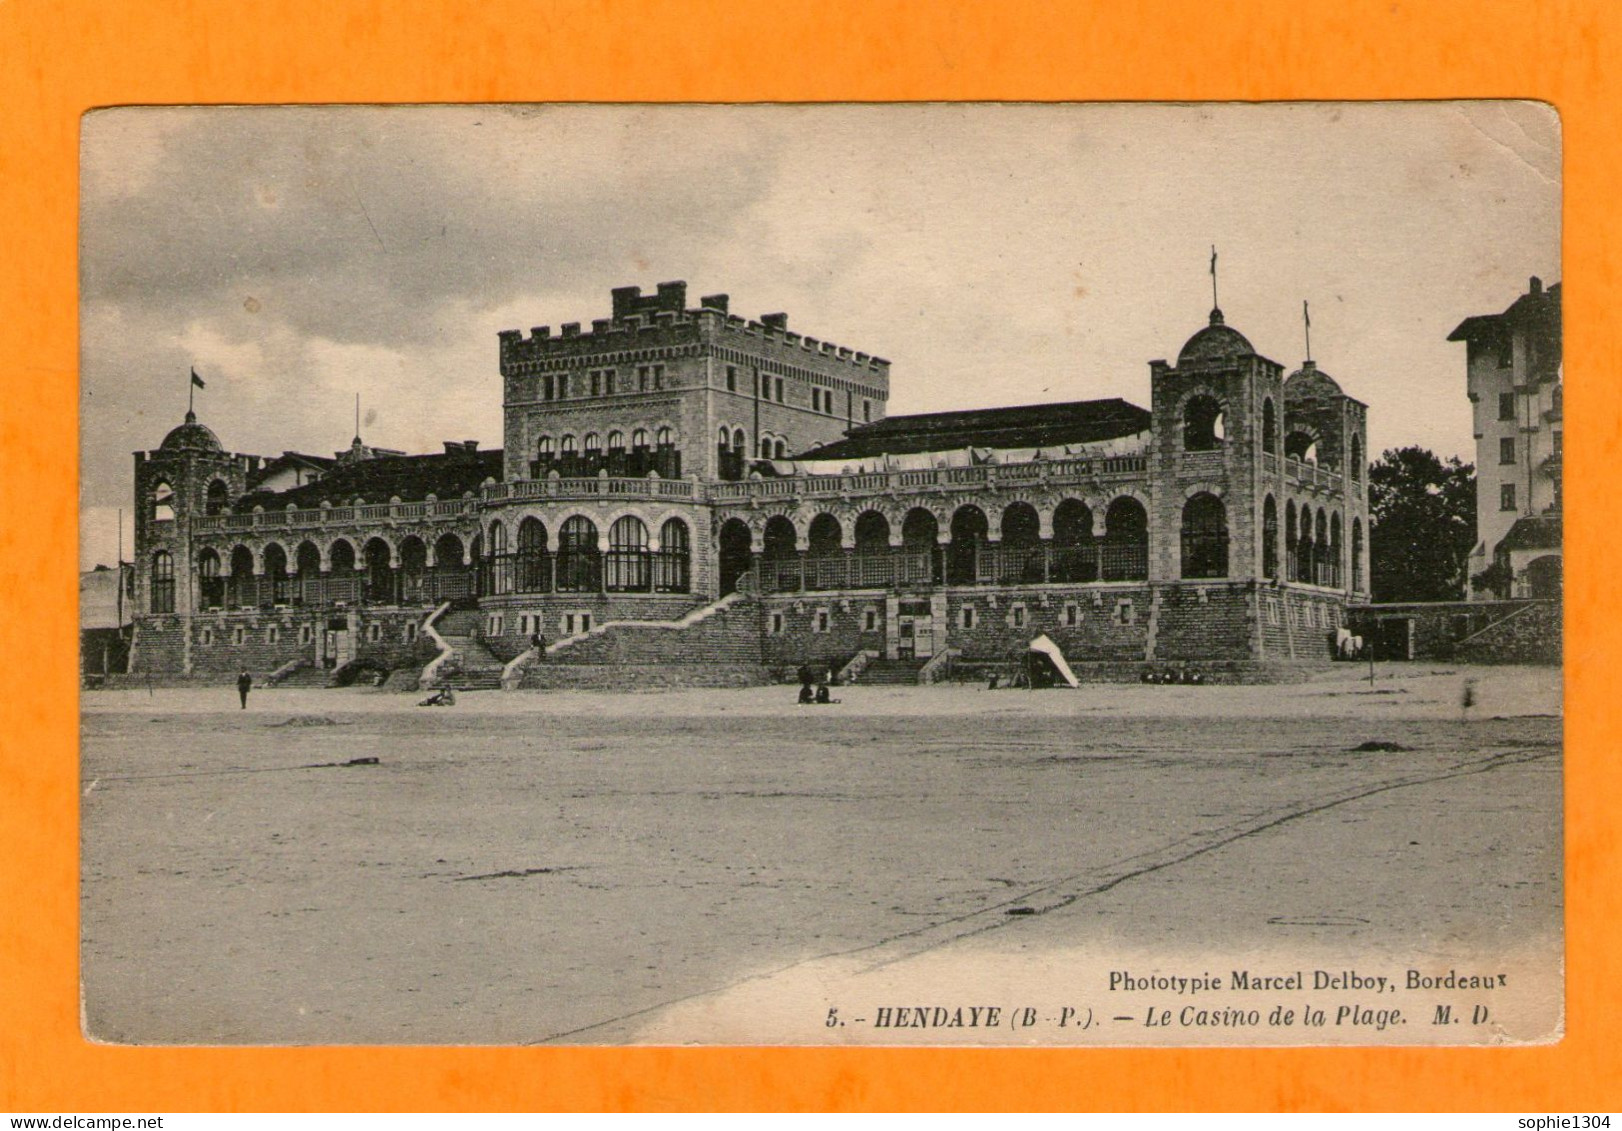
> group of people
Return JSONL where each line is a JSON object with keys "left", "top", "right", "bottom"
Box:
{"left": 795, "top": 664, "right": 840, "bottom": 705}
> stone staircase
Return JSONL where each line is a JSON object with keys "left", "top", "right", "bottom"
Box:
{"left": 856, "top": 658, "right": 929, "bottom": 686}
{"left": 430, "top": 608, "right": 508, "bottom": 691}
{"left": 521, "top": 594, "right": 768, "bottom": 689}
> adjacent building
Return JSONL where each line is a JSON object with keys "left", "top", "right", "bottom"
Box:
{"left": 1449, "top": 277, "right": 1563, "bottom": 600}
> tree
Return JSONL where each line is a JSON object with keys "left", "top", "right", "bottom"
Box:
{"left": 1367, "top": 446, "right": 1476, "bottom": 602}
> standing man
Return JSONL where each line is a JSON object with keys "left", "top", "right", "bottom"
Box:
{"left": 236, "top": 669, "right": 252, "bottom": 709}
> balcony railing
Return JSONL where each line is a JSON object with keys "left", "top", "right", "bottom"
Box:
{"left": 756, "top": 542, "right": 1149, "bottom": 593}
{"left": 708, "top": 454, "right": 1149, "bottom": 504}
{"left": 196, "top": 566, "right": 477, "bottom": 612}
{"left": 193, "top": 498, "right": 479, "bottom": 533}
{"left": 1284, "top": 548, "right": 1344, "bottom": 588}
{"left": 478, "top": 549, "right": 691, "bottom": 595}
{"left": 1283, "top": 459, "right": 1343, "bottom": 492}
{"left": 485, "top": 477, "right": 698, "bottom": 502}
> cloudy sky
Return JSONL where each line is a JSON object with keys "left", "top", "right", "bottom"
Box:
{"left": 80, "top": 102, "right": 1560, "bottom": 569}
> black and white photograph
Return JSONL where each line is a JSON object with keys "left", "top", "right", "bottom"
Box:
{"left": 78, "top": 102, "right": 1562, "bottom": 1046}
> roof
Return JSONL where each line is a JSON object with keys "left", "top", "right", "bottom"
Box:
{"left": 1285, "top": 360, "right": 1343, "bottom": 397}
{"left": 1496, "top": 513, "right": 1562, "bottom": 554}
{"left": 246, "top": 451, "right": 338, "bottom": 490}
{"left": 159, "top": 411, "right": 223, "bottom": 453}
{"left": 1177, "top": 309, "right": 1254, "bottom": 366}
{"left": 1448, "top": 281, "right": 1562, "bottom": 342}
{"left": 234, "top": 448, "right": 504, "bottom": 509}
{"left": 794, "top": 398, "right": 1151, "bottom": 460}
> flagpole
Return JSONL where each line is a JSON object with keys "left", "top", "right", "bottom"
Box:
{"left": 1209, "top": 245, "right": 1219, "bottom": 311}
{"left": 1303, "top": 300, "right": 1312, "bottom": 363}
{"left": 188, "top": 367, "right": 195, "bottom": 416}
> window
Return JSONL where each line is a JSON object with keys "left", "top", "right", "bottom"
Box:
{"left": 1064, "top": 604, "right": 1080, "bottom": 628}
{"left": 604, "top": 369, "right": 616, "bottom": 395}
{"left": 367, "top": 623, "right": 382, "bottom": 642}
{"left": 759, "top": 372, "right": 770, "bottom": 398}
{"left": 1114, "top": 598, "right": 1135, "bottom": 626}
{"left": 1552, "top": 430, "right": 1563, "bottom": 455}
{"left": 562, "top": 613, "right": 575, "bottom": 636}
{"left": 150, "top": 550, "right": 175, "bottom": 613}
{"left": 200, "top": 627, "right": 214, "bottom": 646}
{"left": 863, "top": 608, "right": 878, "bottom": 632}
{"left": 775, "top": 377, "right": 784, "bottom": 403}
{"left": 1499, "top": 392, "right": 1516, "bottom": 421}
{"left": 232, "top": 626, "right": 247, "bottom": 645}
{"left": 1500, "top": 437, "right": 1516, "bottom": 464}
{"left": 404, "top": 623, "right": 417, "bottom": 643}
{"left": 590, "top": 371, "right": 601, "bottom": 396}
{"left": 487, "top": 615, "right": 503, "bottom": 637}
{"left": 653, "top": 364, "right": 665, "bottom": 390}
{"left": 1011, "top": 605, "right": 1026, "bottom": 628}
{"left": 726, "top": 365, "right": 737, "bottom": 392}
{"left": 1500, "top": 484, "right": 1517, "bottom": 511}
{"left": 775, "top": 439, "right": 788, "bottom": 460}
{"left": 639, "top": 365, "right": 650, "bottom": 391}
{"left": 266, "top": 625, "right": 279, "bottom": 644}
{"left": 299, "top": 625, "right": 313, "bottom": 645}
{"left": 152, "top": 481, "right": 175, "bottom": 522}
{"left": 580, "top": 613, "right": 591, "bottom": 634}
{"left": 960, "top": 606, "right": 976, "bottom": 629}
{"left": 863, "top": 399, "right": 871, "bottom": 423}
{"left": 1268, "top": 600, "right": 1280, "bottom": 625}
{"left": 769, "top": 611, "right": 784, "bottom": 634}
{"left": 814, "top": 608, "right": 830, "bottom": 633}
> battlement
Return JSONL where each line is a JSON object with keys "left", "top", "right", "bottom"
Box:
{"left": 498, "top": 283, "right": 891, "bottom": 374}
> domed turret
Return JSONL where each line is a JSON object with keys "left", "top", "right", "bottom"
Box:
{"left": 159, "top": 410, "right": 223, "bottom": 453}
{"left": 1177, "top": 309, "right": 1254, "bottom": 367}
{"left": 1285, "top": 359, "right": 1343, "bottom": 397}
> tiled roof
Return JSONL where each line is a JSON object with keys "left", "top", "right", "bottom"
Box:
{"left": 1448, "top": 282, "right": 1561, "bottom": 342}
{"left": 1497, "top": 513, "right": 1562, "bottom": 554}
{"left": 795, "top": 398, "right": 1151, "bottom": 460}
{"left": 235, "top": 448, "right": 504, "bottom": 509}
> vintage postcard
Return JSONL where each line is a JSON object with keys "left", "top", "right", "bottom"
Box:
{"left": 78, "top": 102, "right": 1562, "bottom": 1046}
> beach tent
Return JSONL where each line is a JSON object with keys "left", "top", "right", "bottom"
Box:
{"left": 1026, "top": 634, "right": 1080, "bottom": 688}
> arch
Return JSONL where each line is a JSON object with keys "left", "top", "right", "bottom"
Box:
{"left": 1525, "top": 554, "right": 1562, "bottom": 600}
{"left": 1052, "top": 497, "right": 1098, "bottom": 582}
{"left": 227, "top": 544, "right": 255, "bottom": 608}
{"left": 1349, "top": 434, "right": 1363, "bottom": 481}
{"left": 537, "top": 435, "right": 554, "bottom": 459}
{"left": 775, "top": 438, "right": 788, "bottom": 460}
{"left": 1181, "top": 492, "right": 1229, "bottom": 579}
{"left": 1314, "top": 509, "right": 1329, "bottom": 586}
{"left": 999, "top": 500, "right": 1044, "bottom": 583}
{"left": 561, "top": 434, "right": 578, "bottom": 455}
{"left": 363, "top": 536, "right": 396, "bottom": 604}
{"left": 1262, "top": 494, "right": 1280, "bottom": 580}
{"left": 1296, "top": 504, "right": 1316, "bottom": 584}
{"left": 150, "top": 549, "right": 175, "bottom": 613}
{"left": 516, "top": 516, "right": 549, "bottom": 593}
{"left": 759, "top": 434, "right": 773, "bottom": 459}
{"left": 1182, "top": 394, "right": 1226, "bottom": 452}
{"left": 432, "top": 532, "right": 464, "bottom": 568}
{"left": 262, "top": 542, "right": 291, "bottom": 606}
{"left": 1285, "top": 501, "right": 1299, "bottom": 581}
{"left": 763, "top": 515, "right": 799, "bottom": 559}
{"left": 657, "top": 426, "right": 673, "bottom": 448}
{"left": 607, "top": 515, "right": 651, "bottom": 592}
{"left": 1330, "top": 512, "right": 1343, "bottom": 589}
{"left": 656, "top": 517, "right": 691, "bottom": 593}
{"left": 1285, "top": 428, "right": 1319, "bottom": 463}
{"left": 718, "top": 517, "right": 753, "bottom": 596}
{"left": 731, "top": 428, "right": 746, "bottom": 453}
{"left": 807, "top": 512, "right": 844, "bottom": 557}
{"left": 205, "top": 479, "right": 230, "bottom": 516}
{"left": 195, "top": 547, "right": 223, "bottom": 610}
{"left": 329, "top": 538, "right": 356, "bottom": 574}
{"left": 1262, "top": 398, "right": 1278, "bottom": 455}
{"left": 557, "top": 515, "right": 601, "bottom": 592}
{"left": 1351, "top": 517, "right": 1364, "bottom": 592}
{"left": 1102, "top": 496, "right": 1149, "bottom": 581}
{"left": 607, "top": 430, "right": 624, "bottom": 451}
{"left": 632, "top": 427, "right": 649, "bottom": 450}
{"left": 947, "top": 504, "right": 989, "bottom": 585}
{"left": 853, "top": 509, "right": 890, "bottom": 555}
{"left": 583, "top": 432, "right": 601, "bottom": 456}
{"left": 901, "top": 507, "right": 941, "bottom": 584}
{"left": 152, "top": 480, "right": 175, "bottom": 522}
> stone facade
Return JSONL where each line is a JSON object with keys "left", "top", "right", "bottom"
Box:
{"left": 123, "top": 284, "right": 1371, "bottom": 683}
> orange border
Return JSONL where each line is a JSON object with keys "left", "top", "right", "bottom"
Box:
{"left": 3, "top": 0, "right": 1615, "bottom": 1112}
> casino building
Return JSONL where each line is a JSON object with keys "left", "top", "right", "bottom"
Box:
{"left": 126, "top": 281, "right": 1369, "bottom": 687}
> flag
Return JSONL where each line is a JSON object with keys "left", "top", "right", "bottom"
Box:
{"left": 190, "top": 367, "right": 206, "bottom": 390}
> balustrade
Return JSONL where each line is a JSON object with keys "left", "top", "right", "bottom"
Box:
{"left": 755, "top": 542, "right": 1148, "bottom": 593}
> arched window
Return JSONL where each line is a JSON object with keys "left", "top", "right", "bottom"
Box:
{"left": 607, "top": 515, "right": 651, "bottom": 592}
{"left": 853, "top": 510, "right": 890, "bottom": 586}
{"left": 263, "top": 543, "right": 290, "bottom": 606}
{"left": 948, "top": 505, "right": 989, "bottom": 585}
{"left": 1052, "top": 498, "right": 1097, "bottom": 582}
{"left": 583, "top": 432, "right": 601, "bottom": 456}
{"left": 759, "top": 435, "right": 772, "bottom": 459}
{"left": 561, "top": 434, "right": 578, "bottom": 457}
{"left": 1102, "top": 497, "right": 1149, "bottom": 580}
{"left": 1183, "top": 395, "right": 1225, "bottom": 452}
{"left": 1296, "top": 507, "right": 1316, "bottom": 584}
{"left": 632, "top": 428, "right": 649, "bottom": 450}
{"left": 1352, "top": 518, "right": 1364, "bottom": 593}
{"left": 1314, "top": 510, "right": 1330, "bottom": 586}
{"left": 196, "top": 548, "right": 223, "bottom": 610}
{"left": 1262, "top": 399, "right": 1278, "bottom": 455}
{"left": 732, "top": 428, "right": 746, "bottom": 453}
{"left": 152, "top": 481, "right": 175, "bottom": 522}
{"left": 763, "top": 515, "right": 798, "bottom": 561}
{"left": 295, "top": 540, "right": 322, "bottom": 605}
{"left": 150, "top": 550, "right": 175, "bottom": 613}
{"left": 657, "top": 427, "right": 673, "bottom": 448}
{"left": 760, "top": 515, "right": 799, "bottom": 593}
{"left": 654, "top": 427, "right": 679, "bottom": 478}
{"left": 1285, "top": 430, "right": 1318, "bottom": 463}
{"left": 229, "top": 545, "right": 255, "bottom": 609}
{"left": 656, "top": 518, "right": 691, "bottom": 593}
{"left": 717, "top": 518, "right": 752, "bottom": 596}
{"left": 329, "top": 539, "right": 356, "bottom": 573}
{"left": 1181, "top": 493, "right": 1229, "bottom": 579}
{"left": 608, "top": 430, "right": 624, "bottom": 452}
{"left": 517, "top": 517, "right": 549, "bottom": 593}
{"left": 1263, "top": 495, "right": 1279, "bottom": 580}
{"left": 1350, "top": 435, "right": 1363, "bottom": 481}
{"left": 999, "top": 502, "right": 1043, "bottom": 583}
{"left": 806, "top": 513, "right": 844, "bottom": 590}
{"left": 901, "top": 508, "right": 940, "bottom": 584}
{"left": 205, "top": 479, "right": 229, "bottom": 516}
{"left": 398, "top": 536, "right": 428, "bottom": 604}
{"left": 557, "top": 516, "right": 600, "bottom": 592}
{"left": 363, "top": 538, "right": 395, "bottom": 604}
{"left": 1285, "top": 501, "right": 1299, "bottom": 581}
{"left": 807, "top": 513, "right": 843, "bottom": 556}
{"left": 1330, "top": 512, "right": 1343, "bottom": 588}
